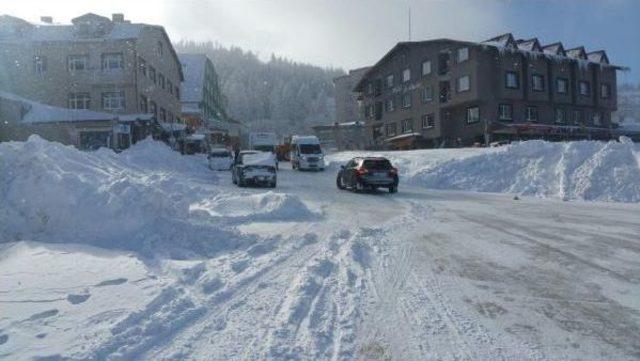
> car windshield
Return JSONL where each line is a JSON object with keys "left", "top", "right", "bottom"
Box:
{"left": 299, "top": 144, "right": 321, "bottom": 154}
{"left": 362, "top": 159, "right": 392, "bottom": 170}
{"left": 253, "top": 145, "right": 275, "bottom": 152}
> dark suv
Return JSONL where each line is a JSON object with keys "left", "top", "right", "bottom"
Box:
{"left": 336, "top": 157, "right": 398, "bottom": 193}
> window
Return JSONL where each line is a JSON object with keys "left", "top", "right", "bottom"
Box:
{"left": 579, "top": 81, "right": 590, "bottom": 96}
{"left": 102, "top": 91, "right": 125, "bottom": 111}
{"left": 601, "top": 84, "right": 610, "bottom": 99}
{"left": 505, "top": 71, "right": 519, "bottom": 89}
{"left": 572, "top": 110, "right": 583, "bottom": 125}
{"left": 33, "top": 55, "right": 46, "bottom": 75}
{"left": 498, "top": 104, "right": 513, "bottom": 121}
{"left": 401, "top": 119, "right": 413, "bottom": 133}
{"left": 402, "top": 68, "right": 411, "bottom": 83}
{"left": 385, "top": 123, "right": 397, "bottom": 136}
{"left": 139, "top": 95, "right": 148, "bottom": 113}
{"left": 366, "top": 82, "right": 374, "bottom": 95}
{"left": 373, "top": 125, "right": 383, "bottom": 139}
{"left": 175, "top": 87, "right": 180, "bottom": 100}
{"left": 386, "top": 74, "right": 394, "bottom": 88}
{"left": 101, "top": 53, "right": 124, "bottom": 70}
{"left": 365, "top": 105, "right": 374, "bottom": 118}
{"left": 68, "top": 93, "right": 90, "bottom": 110}
{"left": 593, "top": 113, "right": 602, "bottom": 126}
{"left": 384, "top": 98, "right": 395, "bottom": 112}
{"left": 457, "top": 75, "right": 470, "bottom": 92}
{"left": 421, "top": 86, "right": 433, "bottom": 102}
{"left": 532, "top": 74, "right": 545, "bottom": 92}
{"left": 149, "top": 66, "right": 156, "bottom": 83}
{"left": 555, "top": 108, "right": 566, "bottom": 123}
{"left": 139, "top": 57, "right": 147, "bottom": 76}
{"left": 457, "top": 47, "right": 469, "bottom": 63}
{"left": 422, "top": 60, "right": 432, "bottom": 75}
{"left": 157, "top": 41, "right": 164, "bottom": 56}
{"left": 402, "top": 93, "right": 412, "bottom": 108}
{"left": 526, "top": 106, "right": 538, "bottom": 122}
{"left": 556, "top": 78, "right": 568, "bottom": 94}
{"left": 168, "top": 80, "right": 174, "bottom": 95}
{"left": 160, "top": 107, "right": 167, "bottom": 122}
{"left": 159, "top": 74, "right": 165, "bottom": 89}
{"left": 422, "top": 113, "right": 435, "bottom": 128}
{"left": 68, "top": 55, "right": 88, "bottom": 71}
{"left": 150, "top": 101, "right": 158, "bottom": 120}
{"left": 466, "top": 106, "right": 480, "bottom": 124}
{"left": 168, "top": 111, "right": 174, "bottom": 122}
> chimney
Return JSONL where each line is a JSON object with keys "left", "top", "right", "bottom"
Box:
{"left": 112, "top": 13, "right": 125, "bottom": 23}
{"left": 40, "top": 16, "right": 53, "bottom": 24}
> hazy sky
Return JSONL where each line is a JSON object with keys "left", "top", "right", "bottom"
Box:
{"left": 3, "top": 0, "right": 639, "bottom": 82}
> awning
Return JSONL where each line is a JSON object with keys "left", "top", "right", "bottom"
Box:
{"left": 384, "top": 132, "right": 422, "bottom": 142}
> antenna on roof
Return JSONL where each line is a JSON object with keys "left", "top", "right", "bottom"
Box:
{"left": 408, "top": 6, "right": 412, "bottom": 41}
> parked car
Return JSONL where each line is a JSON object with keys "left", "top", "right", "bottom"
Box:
{"left": 232, "top": 150, "right": 277, "bottom": 188}
{"left": 336, "top": 157, "right": 398, "bottom": 193}
{"left": 207, "top": 148, "right": 234, "bottom": 170}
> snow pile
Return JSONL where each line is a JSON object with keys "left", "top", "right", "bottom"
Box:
{"left": 0, "top": 136, "right": 230, "bottom": 256}
{"left": 410, "top": 139, "right": 640, "bottom": 202}
{"left": 190, "top": 192, "right": 317, "bottom": 222}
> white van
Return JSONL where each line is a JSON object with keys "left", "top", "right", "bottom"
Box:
{"left": 290, "top": 135, "right": 325, "bottom": 171}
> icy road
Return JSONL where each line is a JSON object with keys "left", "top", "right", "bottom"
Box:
{"left": 1, "top": 141, "right": 640, "bottom": 360}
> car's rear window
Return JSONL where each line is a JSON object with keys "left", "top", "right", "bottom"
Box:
{"left": 210, "top": 151, "right": 230, "bottom": 157}
{"left": 363, "top": 159, "right": 392, "bottom": 170}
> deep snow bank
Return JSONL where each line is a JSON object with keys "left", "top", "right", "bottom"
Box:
{"left": 328, "top": 139, "right": 640, "bottom": 202}
{"left": 410, "top": 139, "right": 640, "bottom": 202}
{"left": 0, "top": 136, "right": 223, "bottom": 254}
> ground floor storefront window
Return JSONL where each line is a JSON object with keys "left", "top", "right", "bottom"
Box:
{"left": 79, "top": 131, "right": 111, "bottom": 150}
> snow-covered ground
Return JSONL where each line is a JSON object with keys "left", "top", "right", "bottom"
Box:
{"left": 1, "top": 136, "right": 640, "bottom": 360}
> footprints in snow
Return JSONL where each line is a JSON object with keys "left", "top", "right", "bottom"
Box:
{"left": 67, "top": 293, "right": 91, "bottom": 305}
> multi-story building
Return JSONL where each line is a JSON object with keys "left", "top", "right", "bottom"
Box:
{"left": 354, "top": 33, "right": 626, "bottom": 149}
{"left": 0, "top": 13, "right": 184, "bottom": 148}
{"left": 179, "top": 53, "right": 228, "bottom": 144}
{"left": 312, "top": 120, "right": 368, "bottom": 150}
{"left": 334, "top": 67, "right": 370, "bottom": 125}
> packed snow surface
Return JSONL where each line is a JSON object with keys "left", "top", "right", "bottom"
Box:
{"left": 1, "top": 136, "right": 640, "bottom": 360}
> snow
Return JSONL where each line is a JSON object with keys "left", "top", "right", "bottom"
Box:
{"left": 327, "top": 139, "right": 640, "bottom": 203}
{"left": 1, "top": 91, "right": 116, "bottom": 123}
{"left": 1, "top": 136, "right": 640, "bottom": 360}
{"left": 242, "top": 151, "right": 277, "bottom": 166}
{"left": 178, "top": 54, "right": 207, "bottom": 103}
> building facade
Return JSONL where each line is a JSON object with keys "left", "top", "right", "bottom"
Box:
{"left": 312, "top": 121, "right": 368, "bottom": 150}
{"left": 355, "top": 33, "right": 624, "bottom": 148}
{"left": 178, "top": 53, "right": 228, "bottom": 144}
{"left": 0, "top": 13, "right": 184, "bottom": 146}
{"left": 333, "top": 67, "right": 370, "bottom": 125}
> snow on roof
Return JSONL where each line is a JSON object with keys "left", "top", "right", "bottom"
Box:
{"left": 542, "top": 42, "right": 566, "bottom": 56}
{"left": 158, "top": 122, "right": 187, "bottom": 132}
{"left": 516, "top": 38, "right": 541, "bottom": 52}
{"left": 118, "top": 113, "right": 154, "bottom": 122}
{"left": 566, "top": 46, "right": 587, "bottom": 60}
{"left": 587, "top": 50, "right": 609, "bottom": 64}
{"left": 181, "top": 102, "right": 201, "bottom": 115}
{"left": 179, "top": 54, "right": 208, "bottom": 103}
{"left": 0, "top": 91, "right": 116, "bottom": 123}
{"left": 384, "top": 132, "right": 422, "bottom": 142}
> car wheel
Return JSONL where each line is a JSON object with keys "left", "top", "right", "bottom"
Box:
{"left": 269, "top": 181, "right": 277, "bottom": 188}
{"left": 336, "top": 175, "right": 346, "bottom": 190}
{"left": 389, "top": 185, "right": 398, "bottom": 193}
{"left": 238, "top": 176, "right": 245, "bottom": 187}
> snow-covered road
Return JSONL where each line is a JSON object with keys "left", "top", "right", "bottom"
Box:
{"left": 2, "top": 140, "right": 640, "bottom": 360}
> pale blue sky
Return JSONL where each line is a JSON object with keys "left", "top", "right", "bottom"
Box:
{"left": 4, "top": 0, "right": 639, "bottom": 83}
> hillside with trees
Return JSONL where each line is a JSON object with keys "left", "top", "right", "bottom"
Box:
{"left": 174, "top": 41, "right": 345, "bottom": 135}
